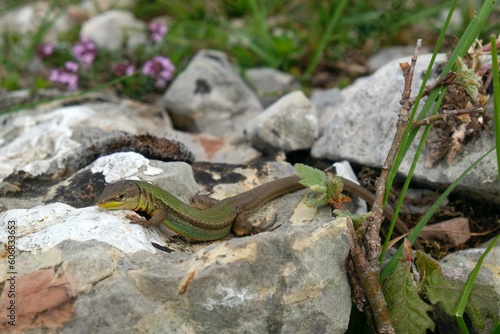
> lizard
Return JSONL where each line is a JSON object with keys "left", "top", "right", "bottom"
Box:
{"left": 96, "top": 174, "right": 418, "bottom": 245}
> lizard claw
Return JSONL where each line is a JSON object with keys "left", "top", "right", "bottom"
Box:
{"left": 126, "top": 213, "right": 154, "bottom": 226}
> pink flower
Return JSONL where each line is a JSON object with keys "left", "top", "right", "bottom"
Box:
{"left": 72, "top": 37, "right": 98, "bottom": 66}
{"left": 35, "top": 42, "right": 56, "bottom": 59}
{"left": 148, "top": 21, "right": 168, "bottom": 43}
{"left": 49, "top": 61, "right": 79, "bottom": 91}
{"left": 142, "top": 56, "right": 175, "bottom": 87}
{"left": 113, "top": 62, "right": 136, "bottom": 77}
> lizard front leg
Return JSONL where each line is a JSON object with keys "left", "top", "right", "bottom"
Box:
{"left": 127, "top": 208, "right": 168, "bottom": 227}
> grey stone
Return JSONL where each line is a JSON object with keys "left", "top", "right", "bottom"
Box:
{"left": 312, "top": 53, "right": 500, "bottom": 203}
{"left": 0, "top": 95, "right": 172, "bottom": 181}
{"left": 438, "top": 241, "right": 500, "bottom": 333}
{"left": 80, "top": 10, "right": 146, "bottom": 51}
{"left": 246, "top": 67, "right": 301, "bottom": 107}
{"left": 0, "top": 93, "right": 261, "bottom": 185}
{"left": 440, "top": 242, "right": 500, "bottom": 296}
{"left": 0, "top": 159, "right": 352, "bottom": 333}
{"left": 311, "top": 87, "right": 344, "bottom": 134}
{"left": 160, "top": 50, "right": 262, "bottom": 141}
{"left": 0, "top": 2, "right": 75, "bottom": 46}
{"left": 367, "top": 46, "right": 430, "bottom": 72}
{"left": 245, "top": 91, "right": 319, "bottom": 153}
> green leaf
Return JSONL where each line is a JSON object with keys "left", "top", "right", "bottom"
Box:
{"left": 303, "top": 192, "right": 329, "bottom": 207}
{"left": 383, "top": 262, "right": 435, "bottom": 334}
{"left": 454, "top": 57, "right": 481, "bottom": 100}
{"left": 325, "top": 173, "right": 344, "bottom": 199}
{"left": 416, "top": 251, "right": 500, "bottom": 330}
{"left": 295, "top": 163, "right": 327, "bottom": 193}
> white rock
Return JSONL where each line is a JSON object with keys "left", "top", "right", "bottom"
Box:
{"left": 80, "top": 10, "right": 146, "bottom": 50}
{"left": 0, "top": 203, "right": 164, "bottom": 254}
{"left": 160, "top": 50, "right": 262, "bottom": 141}
{"left": 312, "top": 53, "right": 500, "bottom": 203}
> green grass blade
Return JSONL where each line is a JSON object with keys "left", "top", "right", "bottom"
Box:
{"left": 382, "top": 0, "right": 497, "bottom": 266}
{"left": 303, "top": 0, "right": 347, "bottom": 78}
{"left": 388, "top": 0, "right": 495, "bottom": 194}
{"left": 454, "top": 234, "right": 499, "bottom": 332}
{"left": 0, "top": 71, "right": 140, "bottom": 115}
{"left": 381, "top": 147, "right": 495, "bottom": 282}
{"left": 491, "top": 35, "right": 500, "bottom": 180}
{"left": 385, "top": 0, "right": 457, "bottom": 204}
{"left": 380, "top": 91, "right": 445, "bottom": 262}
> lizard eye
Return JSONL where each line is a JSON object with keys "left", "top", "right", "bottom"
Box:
{"left": 117, "top": 193, "right": 126, "bottom": 201}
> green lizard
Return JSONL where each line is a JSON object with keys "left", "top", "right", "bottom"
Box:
{"left": 96, "top": 174, "right": 414, "bottom": 242}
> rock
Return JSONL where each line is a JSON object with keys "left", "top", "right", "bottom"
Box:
{"left": 311, "top": 87, "right": 344, "bottom": 114}
{"left": 367, "top": 46, "right": 430, "bottom": 72}
{"left": 0, "top": 2, "right": 75, "bottom": 46}
{"left": 437, "top": 240, "right": 500, "bottom": 333}
{"left": 0, "top": 93, "right": 261, "bottom": 185}
{"left": 312, "top": 53, "right": 500, "bottom": 204}
{"left": 0, "top": 94, "right": 173, "bottom": 181}
{"left": 0, "top": 1, "right": 139, "bottom": 49}
{"left": 439, "top": 241, "right": 500, "bottom": 295}
{"left": 80, "top": 10, "right": 146, "bottom": 51}
{"left": 0, "top": 155, "right": 352, "bottom": 333}
{"left": 310, "top": 87, "right": 344, "bottom": 134}
{"left": 244, "top": 91, "right": 319, "bottom": 153}
{"left": 160, "top": 50, "right": 262, "bottom": 141}
{"left": 245, "top": 67, "right": 301, "bottom": 107}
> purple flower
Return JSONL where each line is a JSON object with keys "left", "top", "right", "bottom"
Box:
{"left": 148, "top": 21, "right": 168, "bottom": 43}
{"left": 72, "top": 37, "right": 98, "bottom": 66}
{"left": 49, "top": 61, "right": 79, "bottom": 91}
{"left": 142, "top": 56, "right": 175, "bottom": 87}
{"left": 113, "top": 61, "right": 136, "bottom": 77}
{"left": 35, "top": 42, "right": 56, "bottom": 59}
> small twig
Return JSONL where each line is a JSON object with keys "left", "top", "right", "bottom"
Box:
{"left": 412, "top": 107, "right": 484, "bottom": 127}
{"left": 363, "top": 39, "right": 423, "bottom": 266}
{"left": 346, "top": 218, "right": 395, "bottom": 334}
{"left": 421, "top": 72, "right": 456, "bottom": 98}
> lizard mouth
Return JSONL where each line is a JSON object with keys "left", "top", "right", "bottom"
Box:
{"left": 96, "top": 201, "right": 120, "bottom": 209}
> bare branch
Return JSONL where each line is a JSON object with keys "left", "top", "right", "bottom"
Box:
{"left": 363, "top": 39, "right": 423, "bottom": 266}
{"left": 346, "top": 218, "right": 395, "bottom": 334}
{"left": 412, "top": 107, "right": 484, "bottom": 127}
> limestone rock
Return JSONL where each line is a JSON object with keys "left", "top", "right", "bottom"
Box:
{"left": 80, "top": 10, "right": 146, "bottom": 51}
{"left": 312, "top": 53, "right": 500, "bottom": 204}
{"left": 0, "top": 156, "right": 352, "bottom": 333}
{"left": 160, "top": 50, "right": 262, "bottom": 141}
{"left": 245, "top": 67, "right": 300, "bottom": 107}
{"left": 0, "top": 93, "right": 261, "bottom": 185}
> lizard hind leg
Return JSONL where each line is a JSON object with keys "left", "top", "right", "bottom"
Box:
{"left": 232, "top": 213, "right": 280, "bottom": 236}
{"left": 231, "top": 214, "right": 254, "bottom": 236}
{"left": 251, "top": 214, "right": 281, "bottom": 234}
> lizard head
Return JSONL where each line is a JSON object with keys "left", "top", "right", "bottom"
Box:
{"left": 96, "top": 180, "right": 141, "bottom": 210}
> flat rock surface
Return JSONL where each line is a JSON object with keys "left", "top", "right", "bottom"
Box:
{"left": 0, "top": 155, "right": 352, "bottom": 333}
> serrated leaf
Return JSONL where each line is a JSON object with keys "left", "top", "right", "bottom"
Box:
{"left": 416, "top": 251, "right": 500, "bottom": 330}
{"left": 326, "top": 173, "right": 343, "bottom": 195}
{"left": 383, "top": 262, "right": 435, "bottom": 334}
{"left": 454, "top": 57, "right": 481, "bottom": 100}
{"left": 295, "top": 163, "right": 327, "bottom": 191}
